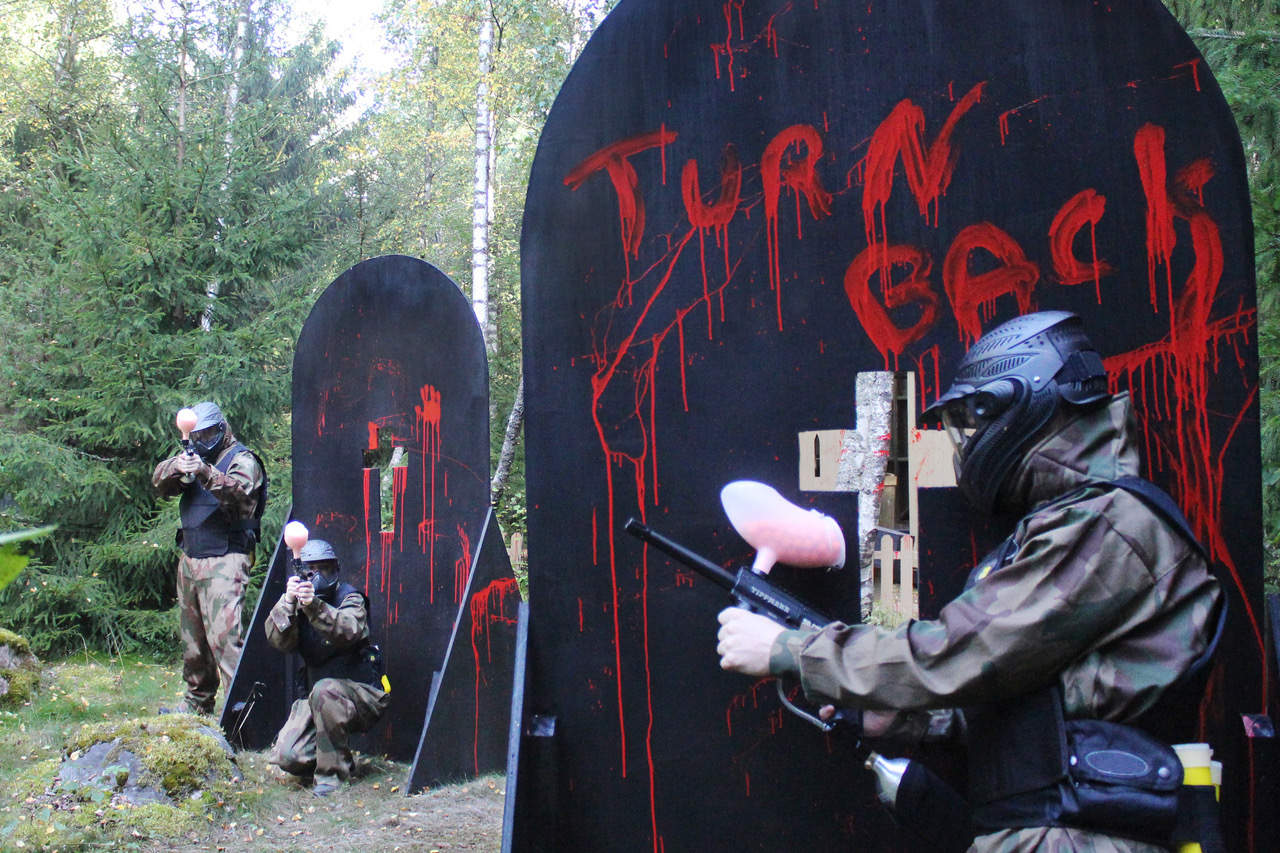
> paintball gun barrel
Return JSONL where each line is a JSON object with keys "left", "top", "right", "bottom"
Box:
{"left": 624, "top": 515, "right": 850, "bottom": 732}
{"left": 175, "top": 407, "right": 199, "bottom": 483}
{"left": 622, "top": 518, "right": 832, "bottom": 631}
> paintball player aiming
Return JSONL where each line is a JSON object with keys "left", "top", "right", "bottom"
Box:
{"left": 266, "top": 522, "right": 390, "bottom": 797}
{"left": 153, "top": 401, "right": 265, "bottom": 716}
{"left": 716, "top": 311, "right": 1225, "bottom": 851}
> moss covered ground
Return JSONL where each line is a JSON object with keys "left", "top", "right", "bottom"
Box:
{"left": 0, "top": 653, "right": 504, "bottom": 851}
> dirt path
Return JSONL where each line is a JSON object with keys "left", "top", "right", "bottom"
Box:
{"left": 166, "top": 752, "right": 506, "bottom": 852}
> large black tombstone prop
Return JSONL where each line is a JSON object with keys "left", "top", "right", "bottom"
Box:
{"left": 514, "top": 1, "right": 1265, "bottom": 851}
{"left": 223, "top": 255, "right": 518, "bottom": 777}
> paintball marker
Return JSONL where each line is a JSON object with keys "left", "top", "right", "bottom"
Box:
{"left": 175, "top": 407, "right": 199, "bottom": 483}
{"left": 625, "top": 482, "right": 973, "bottom": 851}
{"left": 283, "top": 520, "right": 310, "bottom": 579}
{"left": 624, "top": 480, "right": 848, "bottom": 730}
{"left": 623, "top": 517, "right": 834, "bottom": 632}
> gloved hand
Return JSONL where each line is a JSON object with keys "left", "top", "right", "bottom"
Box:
{"left": 283, "top": 576, "right": 302, "bottom": 609}
{"left": 175, "top": 452, "right": 204, "bottom": 477}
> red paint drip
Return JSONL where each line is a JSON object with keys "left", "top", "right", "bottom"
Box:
{"left": 362, "top": 468, "right": 373, "bottom": 592}
{"left": 1177, "top": 158, "right": 1213, "bottom": 208}
{"left": 762, "top": 124, "right": 833, "bottom": 331}
{"left": 683, "top": 145, "right": 742, "bottom": 339}
{"left": 1175, "top": 58, "right": 1202, "bottom": 91}
{"left": 843, "top": 242, "right": 938, "bottom": 366}
{"left": 392, "top": 465, "right": 407, "bottom": 551}
{"left": 454, "top": 523, "right": 473, "bottom": 604}
{"left": 469, "top": 578, "right": 520, "bottom": 774}
{"left": 414, "top": 385, "right": 442, "bottom": 602}
{"left": 587, "top": 225, "right": 698, "bottom": 782}
{"left": 1049, "top": 189, "right": 1113, "bottom": 302}
{"left": 942, "top": 222, "right": 1040, "bottom": 344}
{"left": 317, "top": 390, "right": 329, "bottom": 437}
{"left": 861, "top": 83, "right": 986, "bottom": 251}
{"left": 1134, "top": 124, "right": 1176, "bottom": 312}
{"left": 1105, "top": 124, "right": 1265, "bottom": 707}
{"left": 994, "top": 96, "right": 1046, "bottom": 146}
{"left": 380, "top": 530, "right": 394, "bottom": 622}
{"left": 725, "top": 678, "right": 778, "bottom": 737}
{"left": 564, "top": 128, "right": 680, "bottom": 287}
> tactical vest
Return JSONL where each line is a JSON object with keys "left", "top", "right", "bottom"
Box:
{"left": 177, "top": 443, "right": 264, "bottom": 558}
{"left": 297, "top": 582, "right": 383, "bottom": 689}
{"left": 963, "top": 476, "right": 1226, "bottom": 846}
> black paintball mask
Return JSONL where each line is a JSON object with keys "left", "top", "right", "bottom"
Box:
{"left": 920, "top": 311, "right": 1109, "bottom": 513}
{"left": 189, "top": 401, "right": 228, "bottom": 461}
{"left": 298, "top": 539, "right": 341, "bottom": 600}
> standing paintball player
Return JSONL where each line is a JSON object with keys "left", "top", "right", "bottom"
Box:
{"left": 265, "top": 538, "right": 390, "bottom": 797}
{"left": 153, "top": 401, "right": 266, "bottom": 716}
{"left": 716, "top": 312, "right": 1224, "bottom": 851}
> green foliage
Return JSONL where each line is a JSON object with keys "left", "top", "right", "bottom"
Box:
{"left": 0, "top": 626, "right": 41, "bottom": 709}
{"left": 0, "top": 526, "right": 54, "bottom": 593}
{"left": 0, "top": 0, "right": 352, "bottom": 653}
{"left": 364, "top": 0, "right": 615, "bottom": 536}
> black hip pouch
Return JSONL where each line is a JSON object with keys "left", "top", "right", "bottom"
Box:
{"left": 1061, "top": 718, "right": 1183, "bottom": 841}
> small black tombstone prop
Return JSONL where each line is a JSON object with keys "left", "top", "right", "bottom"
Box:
{"left": 223, "top": 256, "right": 519, "bottom": 785}
{"left": 512, "top": 1, "right": 1265, "bottom": 851}
{"left": 408, "top": 507, "right": 521, "bottom": 791}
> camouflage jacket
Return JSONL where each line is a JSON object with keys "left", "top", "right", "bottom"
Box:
{"left": 265, "top": 588, "right": 369, "bottom": 656}
{"left": 152, "top": 431, "right": 263, "bottom": 521}
{"left": 771, "top": 394, "right": 1221, "bottom": 733}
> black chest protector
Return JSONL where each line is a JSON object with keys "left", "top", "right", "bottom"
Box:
{"left": 961, "top": 476, "right": 1226, "bottom": 845}
{"left": 177, "top": 443, "right": 265, "bottom": 558}
{"left": 297, "top": 583, "right": 383, "bottom": 689}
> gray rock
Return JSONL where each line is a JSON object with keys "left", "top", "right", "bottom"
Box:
{"left": 56, "top": 739, "right": 172, "bottom": 805}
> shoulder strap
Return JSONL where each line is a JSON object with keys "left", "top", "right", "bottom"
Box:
{"left": 214, "top": 443, "right": 248, "bottom": 474}
{"left": 1108, "top": 476, "right": 1208, "bottom": 560}
{"left": 1105, "top": 477, "right": 1225, "bottom": 693}
{"left": 248, "top": 449, "right": 268, "bottom": 520}
{"left": 217, "top": 444, "right": 267, "bottom": 531}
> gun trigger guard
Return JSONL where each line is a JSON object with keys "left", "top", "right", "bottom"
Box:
{"left": 775, "top": 678, "right": 833, "bottom": 732}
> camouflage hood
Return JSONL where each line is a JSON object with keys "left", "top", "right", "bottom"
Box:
{"left": 999, "top": 393, "right": 1141, "bottom": 513}
{"left": 213, "top": 424, "right": 240, "bottom": 459}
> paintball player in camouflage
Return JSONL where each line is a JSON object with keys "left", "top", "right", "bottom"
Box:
{"left": 717, "top": 312, "right": 1224, "bottom": 852}
{"left": 153, "top": 401, "right": 265, "bottom": 716}
{"left": 265, "top": 539, "right": 390, "bottom": 797}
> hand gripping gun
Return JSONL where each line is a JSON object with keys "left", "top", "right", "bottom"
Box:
{"left": 175, "top": 407, "right": 199, "bottom": 483}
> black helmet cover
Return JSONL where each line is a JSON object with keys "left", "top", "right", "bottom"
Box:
{"left": 189, "top": 401, "right": 227, "bottom": 460}
{"left": 920, "top": 311, "right": 1109, "bottom": 512}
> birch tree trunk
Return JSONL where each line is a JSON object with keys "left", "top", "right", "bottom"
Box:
{"left": 491, "top": 372, "right": 524, "bottom": 502}
{"left": 176, "top": 14, "right": 187, "bottom": 169}
{"left": 202, "top": 0, "right": 251, "bottom": 331}
{"left": 470, "top": 11, "right": 494, "bottom": 352}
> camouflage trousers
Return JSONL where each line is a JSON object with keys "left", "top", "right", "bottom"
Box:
{"left": 176, "top": 551, "right": 252, "bottom": 715}
{"left": 974, "top": 827, "right": 1171, "bottom": 852}
{"left": 269, "top": 677, "right": 390, "bottom": 781}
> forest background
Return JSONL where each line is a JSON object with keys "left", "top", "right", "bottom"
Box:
{"left": 0, "top": 0, "right": 1274, "bottom": 658}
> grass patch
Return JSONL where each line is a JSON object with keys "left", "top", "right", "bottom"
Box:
{"left": 0, "top": 652, "right": 504, "bottom": 851}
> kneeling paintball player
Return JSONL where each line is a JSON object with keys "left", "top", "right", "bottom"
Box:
{"left": 266, "top": 538, "right": 390, "bottom": 796}
{"left": 717, "top": 312, "right": 1225, "bottom": 851}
